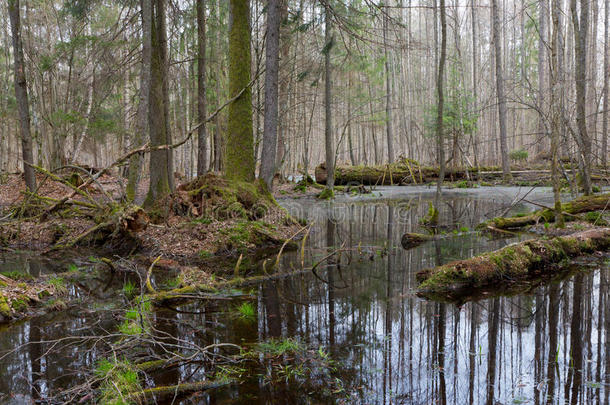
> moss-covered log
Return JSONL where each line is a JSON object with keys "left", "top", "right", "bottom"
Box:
{"left": 482, "top": 193, "right": 610, "bottom": 229}
{"left": 401, "top": 232, "right": 435, "bottom": 249}
{"left": 416, "top": 228, "right": 610, "bottom": 293}
{"left": 315, "top": 160, "right": 487, "bottom": 185}
{"left": 127, "top": 380, "right": 230, "bottom": 403}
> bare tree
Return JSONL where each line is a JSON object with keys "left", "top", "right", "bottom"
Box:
{"left": 436, "top": 0, "right": 447, "bottom": 194}
{"left": 491, "top": 0, "right": 511, "bottom": 180}
{"left": 550, "top": 0, "right": 565, "bottom": 226}
{"left": 602, "top": 0, "right": 609, "bottom": 167}
{"left": 197, "top": 0, "right": 208, "bottom": 176}
{"left": 383, "top": 3, "right": 394, "bottom": 163}
{"left": 324, "top": 4, "right": 335, "bottom": 191}
{"left": 126, "top": 0, "right": 152, "bottom": 202}
{"left": 8, "top": 0, "right": 36, "bottom": 191}
{"left": 260, "top": 0, "right": 280, "bottom": 190}
{"left": 570, "top": 0, "right": 592, "bottom": 194}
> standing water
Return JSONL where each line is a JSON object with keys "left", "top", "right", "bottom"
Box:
{"left": 0, "top": 187, "right": 608, "bottom": 404}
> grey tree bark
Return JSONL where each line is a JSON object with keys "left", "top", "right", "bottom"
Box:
{"left": 602, "top": 0, "right": 609, "bottom": 167}
{"left": 536, "top": 0, "right": 549, "bottom": 155}
{"left": 144, "top": 0, "right": 173, "bottom": 207}
{"left": 127, "top": 0, "right": 152, "bottom": 202}
{"left": 260, "top": 0, "right": 280, "bottom": 190}
{"left": 8, "top": 0, "right": 36, "bottom": 192}
{"left": 197, "top": 0, "right": 208, "bottom": 176}
{"left": 570, "top": 0, "right": 592, "bottom": 194}
{"left": 491, "top": 0, "right": 511, "bottom": 181}
{"left": 436, "top": 0, "right": 447, "bottom": 195}
{"left": 550, "top": 0, "right": 565, "bottom": 226}
{"left": 383, "top": 4, "right": 394, "bottom": 163}
{"left": 324, "top": 5, "right": 335, "bottom": 190}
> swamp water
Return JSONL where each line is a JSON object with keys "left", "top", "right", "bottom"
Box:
{"left": 0, "top": 187, "right": 608, "bottom": 404}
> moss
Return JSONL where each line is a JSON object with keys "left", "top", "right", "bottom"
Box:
{"left": 317, "top": 187, "right": 334, "bottom": 200}
{"left": 226, "top": 0, "right": 255, "bottom": 182}
{"left": 0, "top": 295, "right": 11, "bottom": 318}
{"left": 418, "top": 229, "right": 610, "bottom": 292}
{"left": 11, "top": 296, "right": 29, "bottom": 312}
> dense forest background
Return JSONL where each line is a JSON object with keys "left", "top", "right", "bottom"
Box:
{"left": 0, "top": 0, "right": 608, "bottom": 185}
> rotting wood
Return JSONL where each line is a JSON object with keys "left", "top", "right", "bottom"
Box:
{"left": 127, "top": 380, "right": 231, "bottom": 403}
{"left": 314, "top": 161, "right": 610, "bottom": 186}
{"left": 416, "top": 228, "right": 610, "bottom": 293}
{"left": 480, "top": 193, "right": 610, "bottom": 229}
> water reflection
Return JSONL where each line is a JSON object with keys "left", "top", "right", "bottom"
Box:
{"left": 0, "top": 189, "right": 608, "bottom": 404}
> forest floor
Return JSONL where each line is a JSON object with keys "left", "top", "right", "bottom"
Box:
{"left": 0, "top": 170, "right": 302, "bottom": 322}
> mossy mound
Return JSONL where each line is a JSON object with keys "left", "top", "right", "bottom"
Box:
{"left": 173, "top": 173, "right": 274, "bottom": 220}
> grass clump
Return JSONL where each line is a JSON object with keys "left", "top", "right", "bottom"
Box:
{"left": 95, "top": 358, "right": 141, "bottom": 405}
{"left": 122, "top": 280, "right": 136, "bottom": 300}
{"left": 584, "top": 211, "right": 608, "bottom": 226}
{"left": 0, "top": 271, "right": 33, "bottom": 281}
{"left": 236, "top": 301, "right": 256, "bottom": 322}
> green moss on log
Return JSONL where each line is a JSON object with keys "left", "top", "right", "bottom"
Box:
{"left": 482, "top": 193, "right": 610, "bottom": 229}
{"left": 417, "top": 228, "right": 610, "bottom": 293}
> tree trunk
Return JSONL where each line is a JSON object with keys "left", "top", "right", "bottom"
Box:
{"left": 570, "top": 0, "right": 592, "bottom": 194}
{"left": 260, "top": 0, "right": 280, "bottom": 189}
{"left": 196, "top": 0, "right": 208, "bottom": 176}
{"left": 550, "top": 0, "right": 565, "bottom": 227}
{"left": 8, "top": 0, "right": 36, "bottom": 192}
{"left": 436, "top": 0, "right": 447, "bottom": 193}
{"left": 127, "top": 0, "right": 152, "bottom": 202}
{"left": 491, "top": 0, "right": 511, "bottom": 181}
{"left": 536, "top": 0, "right": 549, "bottom": 155}
{"left": 324, "top": 5, "right": 335, "bottom": 190}
{"left": 144, "top": 0, "right": 172, "bottom": 208}
{"left": 226, "top": 0, "right": 255, "bottom": 182}
{"left": 602, "top": 0, "right": 609, "bottom": 167}
{"left": 383, "top": 5, "right": 394, "bottom": 164}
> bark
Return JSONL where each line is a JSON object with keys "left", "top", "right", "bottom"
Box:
{"left": 8, "top": 0, "right": 36, "bottom": 192}
{"left": 602, "top": 0, "right": 609, "bottom": 168}
{"left": 416, "top": 228, "right": 610, "bottom": 293}
{"left": 491, "top": 0, "right": 511, "bottom": 181}
{"left": 226, "top": 0, "right": 255, "bottom": 182}
{"left": 197, "top": 0, "right": 208, "bottom": 175}
{"left": 144, "top": 0, "right": 172, "bottom": 208}
{"left": 570, "top": 0, "right": 592, "bottom": 194}
{"left": 536, "top": 0, "right": 549, "bottom": 154}
{"left": 383, "top": 5, "right": 394, "bottom": 163}
{"left": 436, "top": 0, "right": 447, "bottom": 196}
{"left": 127, "top": 0, "right": 152, "bottom": 202}
{"left": 260, "top": 0, "right": 280, "bottom": 189}
{"left": 324, "top": 5, "right": 335, "bottom": 190}
{"left": 550, "top": 0, "right": 565, "bottom": 226}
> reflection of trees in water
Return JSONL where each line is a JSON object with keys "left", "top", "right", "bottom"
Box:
{"left": 1, "top": 196, "right": 610, "bottom": 404}
{"left": 268, "top": 197, "right": 610, "bottom": 404}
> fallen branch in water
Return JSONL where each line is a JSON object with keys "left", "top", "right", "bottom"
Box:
{"left": 416, "top": 228, "right": 610, "bottom": 293}
{"left": 479, "top": 193, "right": 610, "bottom": 230}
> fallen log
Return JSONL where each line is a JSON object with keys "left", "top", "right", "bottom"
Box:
{"left": 315, "top": 161, "right": 491, "bottom": 185}
{"left": 314, "top": 162, "right": 610, "bottom": 186}
{"left": 481, "top": 193, "right": 610, "bottom": 229}
{"left": 401, "top": 232, "right": 436, "bottom": 249}
{"left": 127, "top": 380, "right": 231, "bottom": 403}
{"left": 416, "top": 228, "right": 610, "bottom": 293}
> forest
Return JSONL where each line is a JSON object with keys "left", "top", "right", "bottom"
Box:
{"left": 0, "top": 0, "right": 609, "bottom": 404}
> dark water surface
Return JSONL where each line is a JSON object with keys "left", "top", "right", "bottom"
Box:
{"left": 0, "top": 187, "right": 608, "bottom": 404}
